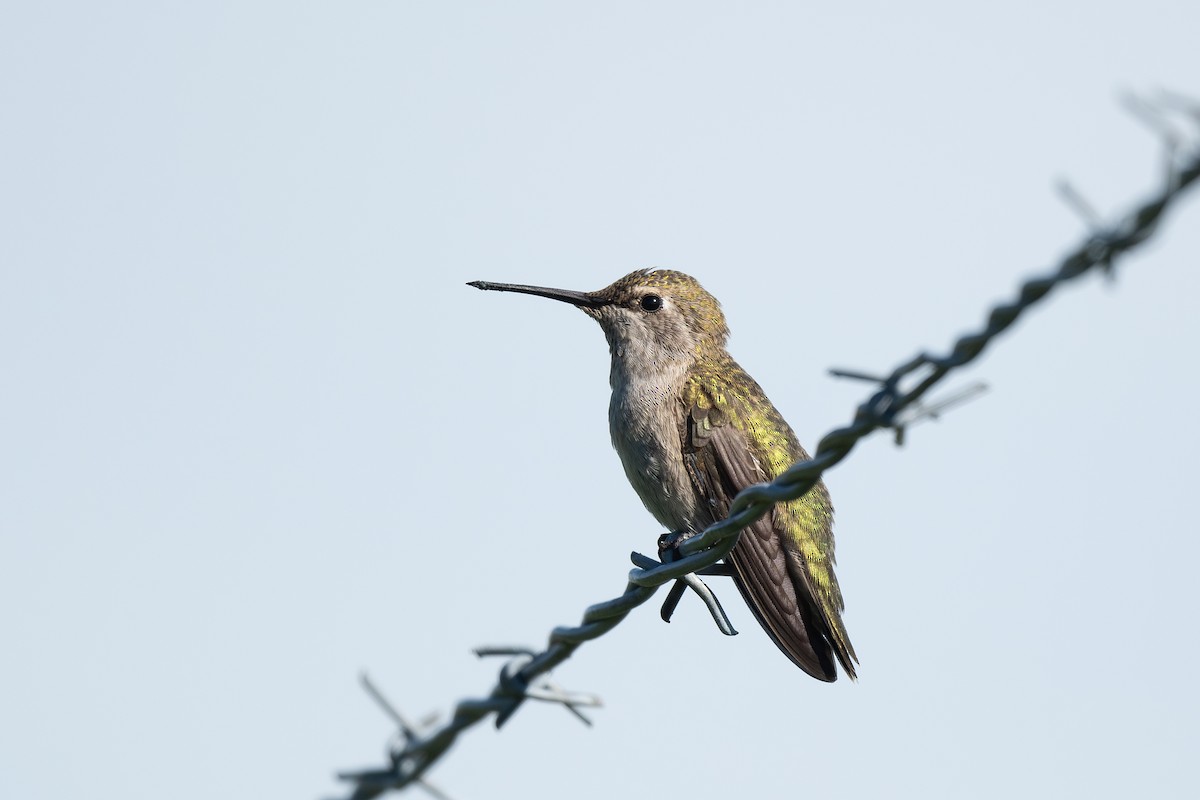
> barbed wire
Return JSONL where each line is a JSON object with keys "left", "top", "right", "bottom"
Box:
{"left": 333, "top": 94, "right": 1200, "bottom": 800}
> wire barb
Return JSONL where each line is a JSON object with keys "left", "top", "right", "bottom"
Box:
{"left": 475, "top": 647, "right": 603, "bottom": 728}
{"left": 334, "top": 94, "right": 1200, "bottom": 799}
{"left": 360, "top": 672, "right": 421, "bottom": 740}
{"left": 829, "top": 370, "right": 987, "bottom": 445}
{"left": 632, "top": 552, "right": 739, "bottom": 635}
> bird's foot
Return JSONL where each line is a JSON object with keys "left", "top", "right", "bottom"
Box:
{"left": 657, "top": 529, "right": 696, "bottom": 562}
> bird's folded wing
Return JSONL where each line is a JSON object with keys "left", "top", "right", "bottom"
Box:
{"left": 684, "top": 404, "right": 839, "bottom": 680}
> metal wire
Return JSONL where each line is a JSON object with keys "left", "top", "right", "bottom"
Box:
{"left": 333, "top": 97, "right": 1200, "bottom": 800}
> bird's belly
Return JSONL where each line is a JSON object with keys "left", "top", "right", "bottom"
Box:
{"left": 608, "top": 393, "right": 702, "bottom": 533}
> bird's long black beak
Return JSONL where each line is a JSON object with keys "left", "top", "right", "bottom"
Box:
{"left": 467, "top": 280, "right": 608, "bottom": 309}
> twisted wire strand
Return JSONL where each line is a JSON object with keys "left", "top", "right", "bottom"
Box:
{"left": 336, "top": 108, "right": 1200, "bottom": 800}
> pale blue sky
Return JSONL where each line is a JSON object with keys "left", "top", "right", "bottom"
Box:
{"left": 2, "top": 3, "right": 1199, "bottom": 799}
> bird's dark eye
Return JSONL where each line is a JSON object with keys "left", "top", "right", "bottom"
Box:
{"left": 640, "top": 294, "right": 663, "bottom": 312}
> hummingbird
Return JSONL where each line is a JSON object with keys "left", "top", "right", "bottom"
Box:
{"left": 468, "top": 269, "right": 856, "bottom": 681}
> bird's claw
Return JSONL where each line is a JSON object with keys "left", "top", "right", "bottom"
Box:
{"left": 657, "top": 529, "right": 697, "bottom": 561}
